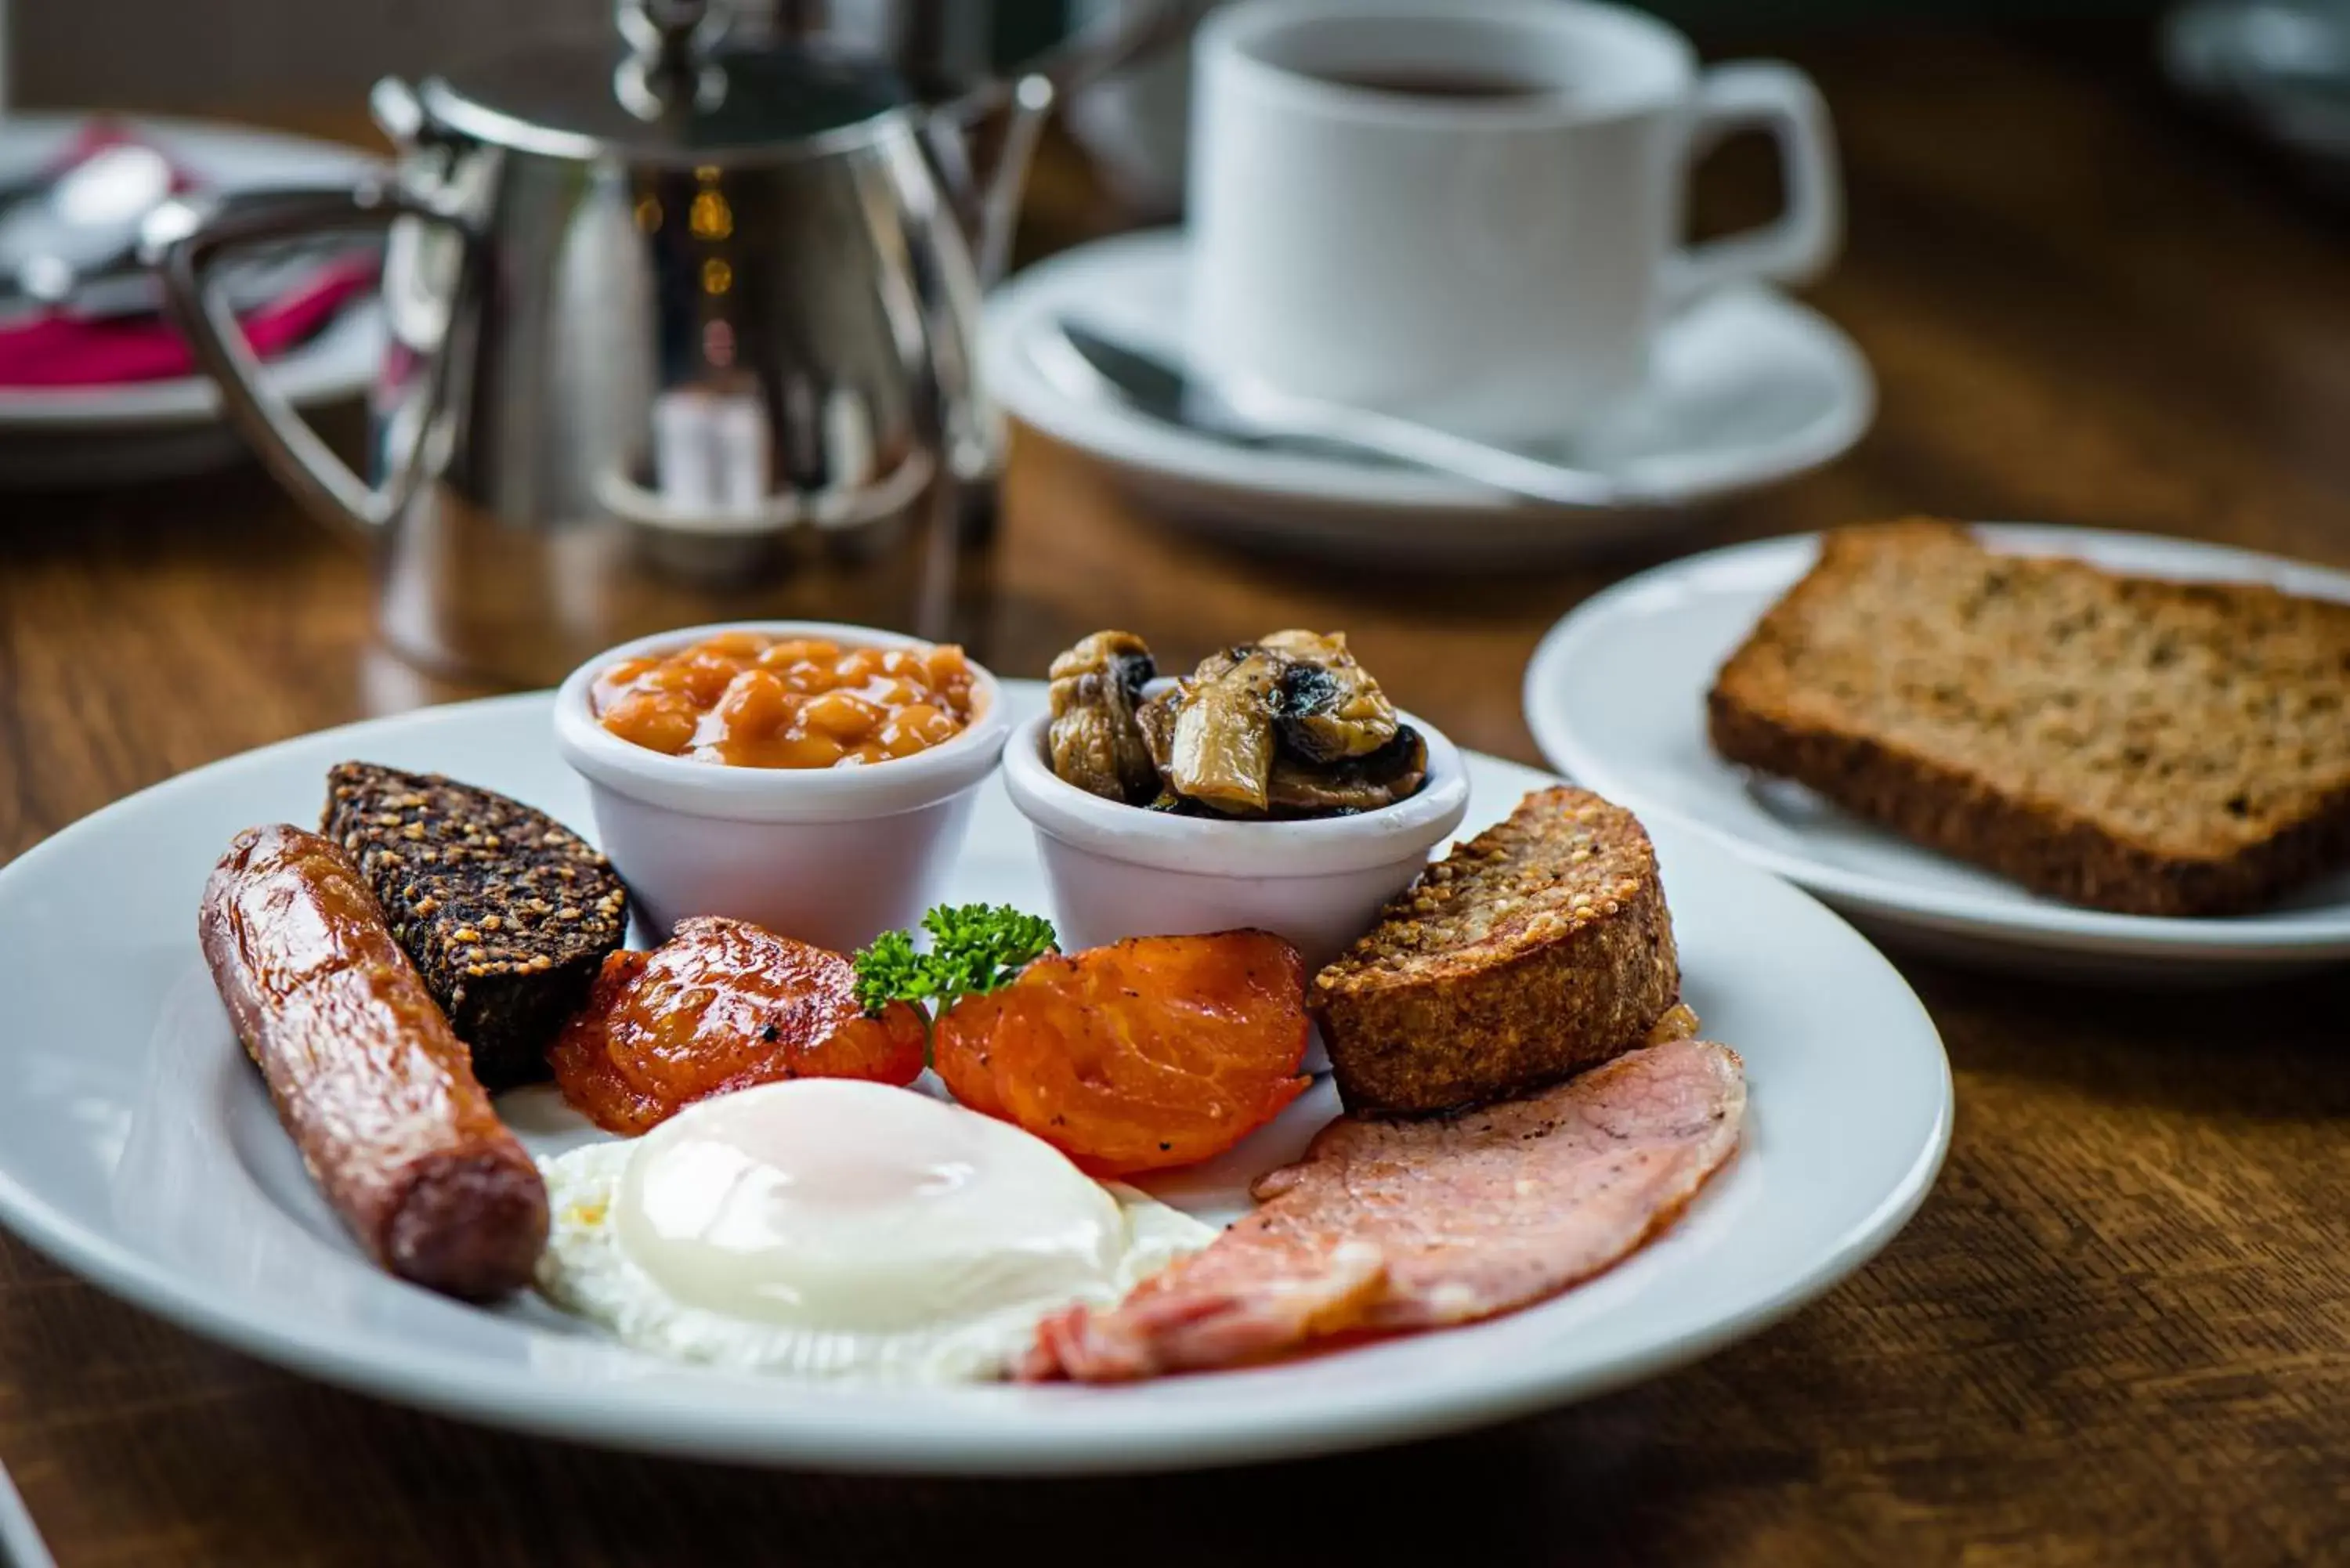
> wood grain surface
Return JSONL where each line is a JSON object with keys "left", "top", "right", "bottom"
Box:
{"left": 5, "top": 23, "right": 2350, "bottom": 1568}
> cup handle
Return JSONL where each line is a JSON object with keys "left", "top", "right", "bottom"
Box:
{"left": 155, "top": 179, "right": 472, "bottom": 546}
{"left": 1665, "top": 61, "right": 1842, "bottom": 306}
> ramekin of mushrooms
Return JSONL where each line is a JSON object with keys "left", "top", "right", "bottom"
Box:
{"left": 1046, "top": 629, "right": 1430, "bottom": 818}
{"left": 1000, "top": 630, "right": 1470, "bottom": 970}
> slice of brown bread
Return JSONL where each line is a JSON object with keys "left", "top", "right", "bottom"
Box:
{"left": 1708, "top": 519, "right": 2350, "bottom": 916}
{"left": 1311, "top": 786, "right": 1679, "bottom": 1115}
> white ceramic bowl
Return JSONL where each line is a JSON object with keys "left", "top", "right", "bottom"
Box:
{"left": 1000, "top": 708, "right": 1471, "bottom": 971}
{"left": 553, "top": 620, "right": 1010, "bottom": 951}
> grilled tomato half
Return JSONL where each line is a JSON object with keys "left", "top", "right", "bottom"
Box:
{"left": 550, "top": 916, "right": 927, "bottom": 1134}
{"left": 934, "top": 930, "right": 1312, "bottom": 1176}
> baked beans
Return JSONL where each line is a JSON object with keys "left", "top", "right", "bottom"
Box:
{"left": 593, "top": 631, "right": 977, "bottom": 768}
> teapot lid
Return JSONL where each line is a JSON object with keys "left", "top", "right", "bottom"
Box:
{"left": 415, "top": 2, "right": 919, "bottom": 164}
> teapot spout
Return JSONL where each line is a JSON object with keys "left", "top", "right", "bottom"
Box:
{"left": 926, "top": 73, "right": 1055, "bottom": 289}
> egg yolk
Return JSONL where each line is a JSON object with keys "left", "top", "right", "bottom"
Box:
{"left": 613, "top": 1079, "right": 1127, "bottom": 1332}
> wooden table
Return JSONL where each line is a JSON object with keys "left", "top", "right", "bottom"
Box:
{"left": 5, "top": 23, "right": 2350, "bottom": 1567}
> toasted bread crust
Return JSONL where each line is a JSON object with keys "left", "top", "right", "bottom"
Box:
{"left": 1311, "top": 787, "right": 1679, "bottom": 1115}
{"left": 1708, "top": 520, "right": 2350, "bottom": 917}
{"left": 1706, "top": 688, "right": 2350, "bottom": 916}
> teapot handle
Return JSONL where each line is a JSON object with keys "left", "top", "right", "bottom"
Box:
{"left": 972, "top": 74, "right": 1056, "bottom": 289}
{"left": 156, "top": 179, "right": 472, "bottom": 546}
{"left": 926, "top": 72, "right": 1057, "bottom": 291}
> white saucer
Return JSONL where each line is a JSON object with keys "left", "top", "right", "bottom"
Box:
{"left": 1523, "top": 524, "right": 2350, "bottom": 982}
{"left": 0, "top": 115, "right": 388, "bottom": 488}
{"left": 0, "top": 682, "right": 1949, "bottom": 1473}
{"left": 982, "top": 229, "right": 1875, "bottom": 567}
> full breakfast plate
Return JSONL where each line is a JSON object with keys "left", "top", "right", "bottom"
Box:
{"left": 0, "top": 672, "right": 1949, "bottom": 1473}
{"left": 1523, "top": 524, "right": 2350, "bottom": 982}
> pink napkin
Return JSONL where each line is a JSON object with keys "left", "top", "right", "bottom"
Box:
{"left": 0, "top": 120, "right": 378, "bottom": 389}
{"left": 0, "top": 255, "right": 377, "bottom": 388}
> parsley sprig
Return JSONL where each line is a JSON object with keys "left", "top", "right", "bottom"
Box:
{"left": 852, "top": 904, "right": 1058, "bottom": 1031}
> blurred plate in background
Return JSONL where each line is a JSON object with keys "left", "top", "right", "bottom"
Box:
{"left": 1522, "top": 524, "right": 2350, "bottom": 981}
{"left": 0, "top": 114, "right": 385, "bottom": 489}
{"left": 2164, "top": 0, "right": 2350, "bottom": 181}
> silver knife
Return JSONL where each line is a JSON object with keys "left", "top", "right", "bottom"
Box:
{"left": 1038, "top": 319, "right": 1629, "bottom": 508}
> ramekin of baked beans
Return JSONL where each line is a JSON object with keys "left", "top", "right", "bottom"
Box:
{"left": 554, "top": 622, "right": 1010, "bottom": 952}
{"left": 591, "top": 630, "right": 978, "bottom": 769}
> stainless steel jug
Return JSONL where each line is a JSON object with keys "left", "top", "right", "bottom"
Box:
{"left": 159, "top": 0, "right": 1050, "bottom": 687}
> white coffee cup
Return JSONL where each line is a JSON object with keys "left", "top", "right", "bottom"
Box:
{"left": 1188, "top": 0, "right": 1842, "bottom": 445}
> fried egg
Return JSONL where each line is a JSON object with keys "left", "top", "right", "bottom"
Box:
{"left": 535, "top": 1078, "right": 1216, "bottom": 1381}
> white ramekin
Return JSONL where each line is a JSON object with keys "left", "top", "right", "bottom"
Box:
{"left": 1000, "top": 707, "right": 1471, "bottom": 971}
{"left": 553, "top": 620, "right": 1010, "bottom": 952}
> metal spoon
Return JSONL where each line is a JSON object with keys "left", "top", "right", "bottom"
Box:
{"left": 1039, "top": 318, "right": 1632, "bottom": 508}
{"left": 0, "top": 141, "right": 177, "bottom": 306}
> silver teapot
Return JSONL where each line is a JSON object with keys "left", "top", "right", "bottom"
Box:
{"left": 158, "top": 0, "right": 1050, "bottom": 687}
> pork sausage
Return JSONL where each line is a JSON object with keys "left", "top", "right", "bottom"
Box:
{"left": 200, "top": 824, "right": 548, "bottom": 1299}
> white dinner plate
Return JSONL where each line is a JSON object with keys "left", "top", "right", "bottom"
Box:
{"left": 981, "top": 229, "right": 1875, "bottom": 568}
{"left": 0, "top": 114, "right": 386, "bottom": 487}
{"left": 1524, "top": 524, "right": 2350, "bottom": 981}
{"left": 0, "top": 682, "right": 1950, "bottom": 1473}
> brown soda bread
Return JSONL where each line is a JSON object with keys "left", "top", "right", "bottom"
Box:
{"left": 1707, "top": 519, "right": 2350, "bottom": 916}
{"left": 1311, "top": 787, "right": 1679, "bottom": 1115}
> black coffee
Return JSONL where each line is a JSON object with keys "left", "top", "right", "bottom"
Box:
{"left": 1320, "top": 67, "right": 1559, "bottom": 100}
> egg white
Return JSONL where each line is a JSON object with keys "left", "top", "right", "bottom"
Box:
{"left": 535, "top": 1136, "right": 1214, "bottom": 1382}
